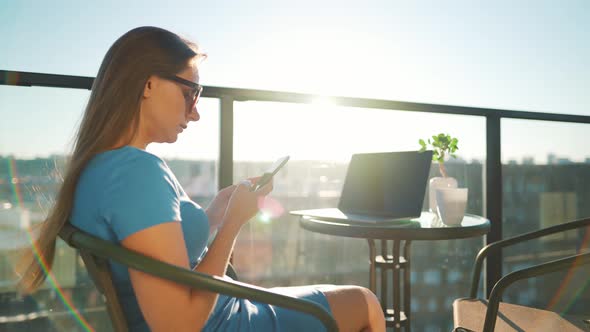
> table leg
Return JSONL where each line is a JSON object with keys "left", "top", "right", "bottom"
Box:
{"left": 381, "top": 240, "right": 388, "bottom": 312}
{"left": 403, "top": 240, "right": 412, "bottom": 332}
{"left": 392, "top": 240, "right": 401, "bottom": 331}
{"left": 368, "top": 239, "right": 376, "bottom": 293}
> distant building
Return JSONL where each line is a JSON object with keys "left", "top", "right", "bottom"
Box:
{"left": 539, "top": 192, "right": 578, "bottom": 241}
{"left": 0, "top": 203, "right": 30, "bottom": 229}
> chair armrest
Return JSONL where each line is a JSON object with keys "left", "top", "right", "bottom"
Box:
{"left": 482, "top": 252, "right": 590, "bottom": 332}
{"left": 469, "top": 217, "right": 590, "bottom": 298}
{"left": 63, "top": 227, "right": 338, "bottom": 332}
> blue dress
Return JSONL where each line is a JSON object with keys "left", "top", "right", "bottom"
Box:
{"left": 70, "top": 146, "right": 332, "bottom": 332}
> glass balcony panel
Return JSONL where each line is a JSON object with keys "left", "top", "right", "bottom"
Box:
{"left": 0, "top": 86, "right": 220, "bottom": 331}
{"left": 0, "top": 85, "right": 107, "bottom": 331}
{"left": 233, "top": 100, "right": 486, "bottom": 330}
{"left": 147, "top": 97, "right": 220, "bottom": 207}
{"left": 502, "top": 118, "right": 590, "bottom": 318}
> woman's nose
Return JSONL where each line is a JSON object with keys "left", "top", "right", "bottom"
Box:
{"left": 188, "top": 106, "right": 200, "bottom": 122}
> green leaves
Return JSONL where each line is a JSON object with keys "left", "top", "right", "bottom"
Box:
{"left": 418, "top": 133, "right": 460, "bottom": 163}
{"left": 418, "top": 139, "right": 427, "bottom": 152}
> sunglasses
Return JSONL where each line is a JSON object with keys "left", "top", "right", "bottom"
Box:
{"left": 162, "top": 75, "right": 203, "bottom": 110}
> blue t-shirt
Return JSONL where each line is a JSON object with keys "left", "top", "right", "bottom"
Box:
{"left": 71, "top": 146, "right": 332, "bottom": 331}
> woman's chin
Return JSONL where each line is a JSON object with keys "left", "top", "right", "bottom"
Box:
{"left": 153, "top": 135, "right": 179, "bottom": 144}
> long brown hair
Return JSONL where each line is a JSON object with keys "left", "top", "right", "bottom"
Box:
{"left": 17, "top": 26, "right": 205, "bottom": 293}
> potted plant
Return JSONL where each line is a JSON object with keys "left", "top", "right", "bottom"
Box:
{"left": 419, "top": 133, "right": 460, "bottom": 213}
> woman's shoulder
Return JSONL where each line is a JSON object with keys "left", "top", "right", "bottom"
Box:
{"left": 83, "top": 146, "right": 173, "bottom": 180}
{"left": 79, "top": 146, "right": 177, "bottom": 193}
{"left": 73, "top": 146, "right": 181, "bottom": 240}
{"left": 92, "top": 146, "right": 166, "bottom": 169}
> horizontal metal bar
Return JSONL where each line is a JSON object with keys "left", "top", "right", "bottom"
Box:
{"left": 2, "top": 70, "right": 590, "bottom": 123}
{"left": 0, "top": 70, "right": 94, "bottom": 89}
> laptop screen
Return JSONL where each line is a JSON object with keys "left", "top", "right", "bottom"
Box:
{"left": 337, "top": 150, "right": 433, "bottom": 218}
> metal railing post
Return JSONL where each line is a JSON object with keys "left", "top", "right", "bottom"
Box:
{"left": 219, "top": 95, "right": 234, "bottom": 190}
{"left": 485, "top": 115, "right": 502, "bottom": 297}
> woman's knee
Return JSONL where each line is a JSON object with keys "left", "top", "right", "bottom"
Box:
{"left": 324, "top": 286, "right": 381, "bottom": 317}
{"left": 357, "top": 287, "right": 383, "bottom": 317}
{"left": 324, "top": 286, "right": 384, "bottom": 331}
{"left": 338, "top": 286, "right": 379, "bottom": 308}
{"left": 358, "top": 286, "right": 378, "bottom": 303}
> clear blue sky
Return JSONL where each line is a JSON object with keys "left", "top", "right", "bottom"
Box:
{"left": 1, "top": 0, "right": 589, "bottom": 162}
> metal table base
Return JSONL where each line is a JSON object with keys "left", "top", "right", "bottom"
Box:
{"left": 368, "top": 239, "right": 412, "bottom": 331}
{"left": 295, "top": 214, "right": 490, "bottom": 331}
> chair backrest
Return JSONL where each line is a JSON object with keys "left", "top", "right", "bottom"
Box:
{"left": 59, "top": 224, "right": 128, "bottom": 332}
{"left": 58, "top": 223, "right": 338, "bottom": 332}
{"left": 59, "top": 224, "right": 237, "bottom": 332}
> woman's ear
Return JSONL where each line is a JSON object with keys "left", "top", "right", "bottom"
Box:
{"left": 143, "top": 76, "right": 156, "bottom": 98}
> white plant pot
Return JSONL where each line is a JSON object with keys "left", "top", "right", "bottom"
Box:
{"left": 429, "top": 176, "right": 458, "bottom": 213}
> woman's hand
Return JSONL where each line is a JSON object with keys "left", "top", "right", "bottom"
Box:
{"left": 221, "top": 177, "right": 273, "bottom": 230}
{"left": 206, "top": 184, "right": 237, "bottom": 231}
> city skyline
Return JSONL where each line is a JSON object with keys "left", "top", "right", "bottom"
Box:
{"left": 4, "top": 150, "right": 590, "bottom": 166}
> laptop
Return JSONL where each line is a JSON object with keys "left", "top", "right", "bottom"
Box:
{"left": 290, "top": 150, "right": 433, "bottom": 224}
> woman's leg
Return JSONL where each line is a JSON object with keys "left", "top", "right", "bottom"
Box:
{"left": 321, "top": 285, "right": 385, "bottom": 332}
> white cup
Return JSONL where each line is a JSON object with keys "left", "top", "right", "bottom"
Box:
{"left": 435, "top": 188, "right": 468, "bottom": 226}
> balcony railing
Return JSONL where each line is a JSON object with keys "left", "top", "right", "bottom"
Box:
{"left": 4, "top": 69, "right": 590, "bottom": 295}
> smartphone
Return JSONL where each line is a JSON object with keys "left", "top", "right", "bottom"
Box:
{"left": 251, "top": 156, "right": 290, "bottom": 191}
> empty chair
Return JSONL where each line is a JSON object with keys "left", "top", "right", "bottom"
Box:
{"left": 453, "top": 217, "right": 590, "bottom": 332}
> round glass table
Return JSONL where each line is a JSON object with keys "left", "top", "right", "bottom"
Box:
{"left": 294, "top": 212, "right": 490, "bottom": 331}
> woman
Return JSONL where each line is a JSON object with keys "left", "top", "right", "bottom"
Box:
{"left": 18, "top": 26, "right": 385, "bottom": 332}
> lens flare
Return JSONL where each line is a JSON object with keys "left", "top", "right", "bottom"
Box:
{"left": 8, "top": 158, "right": 24, "bottom": 209}
{"left": 257, "top": 196, "right": 285, "bottom": 219}
{"left": 258, "top": 211, "right": 272, "bottom": 224}
{"left": 25, "top": 228, "right": 95, "bottom": 332}
{"left": 547, "top": 226, "right": 590, "bottom": 314}
{"left": 8, "top": 157, "right": 95, "bottom": 331}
